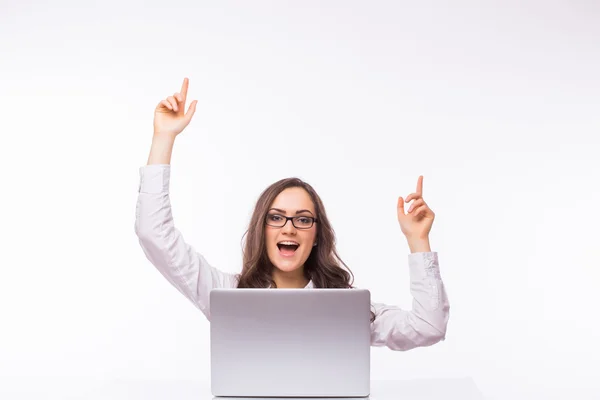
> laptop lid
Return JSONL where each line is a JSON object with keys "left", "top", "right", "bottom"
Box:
{"left": 210, "top": 288, "right": 371, "bottom": 397}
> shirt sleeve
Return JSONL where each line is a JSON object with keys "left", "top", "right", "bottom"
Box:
{"left": 134, "top": 164, "right": 238, "bottom": 320}
{"left": 370, "top": 252, "right": 449, "bottom": 350}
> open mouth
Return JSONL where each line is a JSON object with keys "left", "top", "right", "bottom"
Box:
{"left": 277, "top": 241, "right": 299, "bottom": 257}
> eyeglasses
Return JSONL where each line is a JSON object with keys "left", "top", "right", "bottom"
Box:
{"left": 265, "top": 213, "right": 317, "bottom": 229}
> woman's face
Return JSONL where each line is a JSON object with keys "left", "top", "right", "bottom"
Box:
{"left": 265, "top": 187, "right": 318, "bottom": 274}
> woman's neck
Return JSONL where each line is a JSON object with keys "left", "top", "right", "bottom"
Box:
{"left": 272, "top": 268, "right": 309, "bottom": 288}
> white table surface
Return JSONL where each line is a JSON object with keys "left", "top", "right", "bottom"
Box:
{"left": 2, "top": 377, "right": 486, "bottom": 400}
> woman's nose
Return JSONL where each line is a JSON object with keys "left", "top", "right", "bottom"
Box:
{"left": 281, "top": 218, "right": 297, "bottom": 233}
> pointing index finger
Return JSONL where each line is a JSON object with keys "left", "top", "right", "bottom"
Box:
{"left": 417, "top": 175, "right": 423, "bottom": 195}
{"left": 180, "top": 77, "right": 189, "bottom": 101}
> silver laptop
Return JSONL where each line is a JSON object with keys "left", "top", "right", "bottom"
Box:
{"left": 210, "top": 288, "right": 371, "bottom": 397}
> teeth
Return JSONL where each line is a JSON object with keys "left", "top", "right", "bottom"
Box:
{"left": 279, "top": 241, "right": 299, "bottom": 246}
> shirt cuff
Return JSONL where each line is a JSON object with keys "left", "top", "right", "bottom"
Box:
{"left": 408, "top": 251, "right": 440, "bottom": 279}
{"left": 138, "top": 164, "right": 170, "bottom": 194}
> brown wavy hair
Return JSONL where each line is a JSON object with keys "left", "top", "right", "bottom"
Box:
{"left": 236, "top": 177, "right": 375, "bottom": 322}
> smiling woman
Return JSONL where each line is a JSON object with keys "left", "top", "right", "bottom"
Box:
{"left": 237, "top": 179, "right": 353, "bottom": 293}
{"left": 136, "top": 77, "right": 450, "bottom": 351}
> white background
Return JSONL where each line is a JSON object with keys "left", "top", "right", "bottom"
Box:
{"left": 1, "top": 1, "right": 599, "bottom": 399}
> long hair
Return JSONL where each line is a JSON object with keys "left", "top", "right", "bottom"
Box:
{"left": 236, "top": 177, "right": 375, "bottom": 322}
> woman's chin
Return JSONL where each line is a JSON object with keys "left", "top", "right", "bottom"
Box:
{"left": 273, "top": 261, "right": 302, "bottom": 272}
{"left": 271, "top": 255, "right": 305, "bottom": 273}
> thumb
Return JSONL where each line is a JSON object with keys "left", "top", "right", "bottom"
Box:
{"left": 184, "top": 100, "right": 198, "bottom": 123}
{"left": 397, "top": 196, "right": 406, "bottom": 218}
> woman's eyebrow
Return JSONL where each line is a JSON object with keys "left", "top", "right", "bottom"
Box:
{"left": 269, "top": 208, "right": 314, "bottom": 216}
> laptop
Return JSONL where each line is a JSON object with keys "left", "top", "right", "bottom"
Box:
{"left": 210, "top": 288, "right": 371, "bottom": 397}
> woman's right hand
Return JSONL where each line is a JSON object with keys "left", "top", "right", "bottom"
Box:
{"left": 153, "top": 77, "right": 198, "bottom": 139}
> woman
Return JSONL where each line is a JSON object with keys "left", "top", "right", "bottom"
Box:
{"left": 135, "top": 77, "right": 449, "bottom": 351}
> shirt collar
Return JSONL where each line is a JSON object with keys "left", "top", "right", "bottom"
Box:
{"left": 268, "top": 279, "right": 314, "bottom": 289}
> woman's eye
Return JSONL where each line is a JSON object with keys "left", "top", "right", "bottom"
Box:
{"left": 269, "top": 215, "right": 282, "bottom": 221}
{"left": 298, "top": 217, "right": 310, "bottom": 223}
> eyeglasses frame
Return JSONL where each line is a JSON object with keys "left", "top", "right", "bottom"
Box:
{"left": 265, "top": 213, "right": 318, "bottom": 230}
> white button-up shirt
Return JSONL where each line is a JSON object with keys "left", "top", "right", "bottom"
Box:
{"left": 135, "top": 164, "right": 450, "bottom": 351}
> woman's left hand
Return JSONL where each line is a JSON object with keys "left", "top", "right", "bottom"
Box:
{"left": 397, "top": 176, "right": 435, "bottom": 240}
